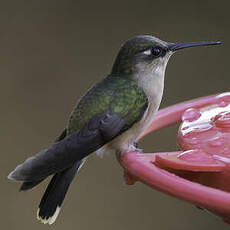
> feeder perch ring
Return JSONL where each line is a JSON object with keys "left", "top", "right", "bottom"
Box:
{"left": 119, "top": 92, "right": 230, "bottom": 224}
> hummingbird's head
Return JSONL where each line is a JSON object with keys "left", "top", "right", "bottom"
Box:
{"left": 111, "top": 35, "right": 222, "bottom": 78}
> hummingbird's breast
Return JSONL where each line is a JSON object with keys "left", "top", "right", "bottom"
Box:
{"left": 96, "top": 72, "right": 165, "bottom": 156}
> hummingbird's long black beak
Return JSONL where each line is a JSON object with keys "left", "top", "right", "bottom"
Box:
{"left": 168, "top": 41, "right": 222, "bottom": 51}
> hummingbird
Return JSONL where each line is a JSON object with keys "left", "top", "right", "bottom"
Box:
{"left": 8, "top": 35, "right": 222, "bottom": 224}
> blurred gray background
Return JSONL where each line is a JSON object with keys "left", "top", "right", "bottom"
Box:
{"left": 1, "top": 0, "right": 229, "bottom": 229}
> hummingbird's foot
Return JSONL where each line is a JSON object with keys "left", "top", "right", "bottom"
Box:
{"left": 134, "top": 142, "right": 138, "bottom": 149}
{"left": 128, "top": 143, "right": 143, "bottom": 153}
{"left": 135, "top": 147, "right": 144, "bottom": 153}
{"left": 134, "top": 142, "right": 143, "bottom": 153}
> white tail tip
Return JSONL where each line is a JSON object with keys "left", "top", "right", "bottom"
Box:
{"left": 37, "top": 206, "right": 61, "bottom": 225}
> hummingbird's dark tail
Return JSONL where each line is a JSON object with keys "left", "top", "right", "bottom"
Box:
{"left": 37, "top": 160, "right": 85, "bottom": 225}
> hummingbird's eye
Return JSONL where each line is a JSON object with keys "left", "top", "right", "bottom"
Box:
{"left": 141, "top": 46, "right": 165, "bottom": 58}
{"left": 151, "top": 47, "right": 162, "bottom": 57}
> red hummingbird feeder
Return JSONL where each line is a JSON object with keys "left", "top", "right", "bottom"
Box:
{"left": 119, "top": 92, "right": 230, "bottom": 224}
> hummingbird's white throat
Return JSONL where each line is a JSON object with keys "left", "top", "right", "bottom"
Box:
{"left": 134, "top": 51, "right": 173, "bottom": 98}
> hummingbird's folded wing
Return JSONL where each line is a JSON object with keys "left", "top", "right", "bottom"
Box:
{"left": 8, "top": 110, "right": 127, "bottom": 182}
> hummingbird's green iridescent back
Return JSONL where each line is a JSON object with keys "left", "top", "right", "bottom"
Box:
{"left": 67, "top": 75, "right": 148, "bottom": 136}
